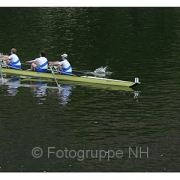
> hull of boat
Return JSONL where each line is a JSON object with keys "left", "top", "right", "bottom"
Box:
{"left": 1, "top": 68, "right": 139, "bottom": 88}
{"left": 20, "top": 78, "right": 134, "bottom": 91}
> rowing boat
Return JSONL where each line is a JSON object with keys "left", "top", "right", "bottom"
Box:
{"left": 1, "top": 68, "right": 140, "bottom": 88}
{"left": 1, "top": 67, "right": 140, "bottom": 88}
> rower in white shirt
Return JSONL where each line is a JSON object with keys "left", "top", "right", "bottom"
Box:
{"left": 26, "top": 51, "right": 48, "bottom": 72}
{"left": 3, "top": 48, "right": 21, "bottom": 69}
{"left": 49, "top": 53, "right": 72, "bottom": 75}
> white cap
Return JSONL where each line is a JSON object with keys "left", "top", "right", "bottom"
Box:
{"left": 61, "top": 53, "right": 68, "bottom": 58}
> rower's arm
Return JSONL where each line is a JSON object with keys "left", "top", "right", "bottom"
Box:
{"left": 26, "top": 60, "right": 34, "bottom": 63}
{"left": 0, "top": 55, "right": 7, "bottom": 58}
{"left": 49, "top": 61, "right": 60, "bottom": 66}
{"left": 2, "top": 56, "right": 9, "bottom": 61}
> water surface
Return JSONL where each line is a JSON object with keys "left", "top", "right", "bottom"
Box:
{"left": 0, "top": 7, "right": 180, "bottom": 172}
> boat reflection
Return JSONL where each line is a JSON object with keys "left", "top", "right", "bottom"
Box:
{"left": 134, "top": 91, "right": 140, "bottom": 98}
{"left": 1, "top": 75, "right": 136, "bottom": 102}
{"left": 30, "top": 81, "right": 48, "bottom": 98}
{"left": 28, "top": 80, "right": 74, "bottom": 105}
{"left": 1, "top": 77, "right": 74, "bottom": 105}
{"left": 47, "top": 84, "right": 74, "bottom": 106}
{"left": 57, "top": 80, "right": 134, "bottom": 91}
{"left": 7, "top": 77, "right": 21, "bottom": 96}
{"left": 57, "top": 84, "right": 73, "bottom": 105}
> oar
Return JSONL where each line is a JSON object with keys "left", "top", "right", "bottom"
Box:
{"left": 56, "top": 70, "right": 80, "bottom": 77}
{"left": 21, "top": 63, "right": 32, "bottom": 66}
{"left": 0, "top": 65, "right": 4, "bottom": 82}
{"left": 72, "top": 70, "right": 88, "bottom": 74}
{"left": 48, "top": 65, "right": 87, "bottom": 74}
{"left": 49, "top": 66, "right": 61, "bottom": 89}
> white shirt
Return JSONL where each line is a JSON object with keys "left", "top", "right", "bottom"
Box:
{"left": 59, "top": 60, "right": 72, "bottom": 72}
{"left": 34, "top": 57, "right": 48, "bottom": 69}
{"left": 9, "top": 54, "right": 21, "bottom": 65}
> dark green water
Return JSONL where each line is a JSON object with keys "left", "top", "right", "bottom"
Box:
{"left": 0, "top": 7, "right": 180, "bottom": 172}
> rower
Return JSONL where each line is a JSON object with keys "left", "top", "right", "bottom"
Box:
{"left": 49, "top": 53, "right": 72, "bottom": 75}
{"left": 26, "top": 51, "right": 48, "bottom": 72}
{"left": 3, "top": 48, "right": 21, "bottom": 69}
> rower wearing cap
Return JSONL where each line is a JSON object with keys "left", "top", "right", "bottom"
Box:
{"left": 26, "top": 51, "right": 48, "bottom": 72}
{"left": 49, "top": 53, "right": 72, "bottom": 75}
{"left": 3, "top": 48, "right": 21, "bottom": 69}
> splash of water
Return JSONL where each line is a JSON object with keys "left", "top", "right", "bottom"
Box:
{"left": 94, "top": 66, "right": 107, "bottom": 74}
{"left": 0, "top": 78, "right": 8, "bottom": 84}
{"left": 88, "top": 66, "right": 112, "bottom": 77}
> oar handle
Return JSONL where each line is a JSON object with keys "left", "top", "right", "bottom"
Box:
{"left": 21, "top": 63, "right": 32, "bottom": 65}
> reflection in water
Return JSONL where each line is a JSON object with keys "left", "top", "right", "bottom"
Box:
{"left": 58, "top": 84, "right": 73, "bottom": 105}
{"left": 30, "top": 81, "right": 48, "bottom": 98}
{"left": 7, "top": 77, "right": 21, "bottom": 96}
{"left": 2, "top": 77, "right": 74, "bottom": 106}
{"left": 48, "top": 84, "right": 74, "bottom": 106}
{"left": 29, "top": 80, "right": 74, "bottom": 105}
{"left": 30, "top": 81, "right": 74, "bottom": 105}
{"left": 134, "top": 91, "right": 140, "bottom": 99}
{"left": 22, "top": 80, "right": 74, "bottom": 105}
